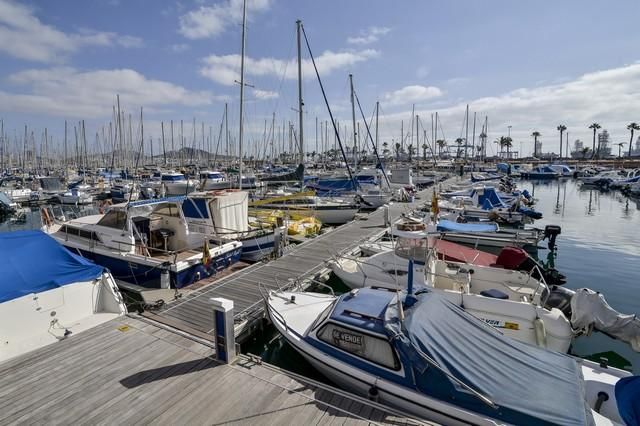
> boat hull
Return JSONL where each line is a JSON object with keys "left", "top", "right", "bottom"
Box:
{"left": 61, "top": 243, "right": 241, "bottom": 288}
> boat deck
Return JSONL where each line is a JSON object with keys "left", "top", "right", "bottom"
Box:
{"left": 147, "top": 184, "right": 445, "bottom": 341}
{"left": 0, "top": 316, "right": 429, "bottom": 426}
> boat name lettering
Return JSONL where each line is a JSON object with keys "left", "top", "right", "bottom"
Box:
{"left": 332, "top": 329, "right": 364, "bottom": 346}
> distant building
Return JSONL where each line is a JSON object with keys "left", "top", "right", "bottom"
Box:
{"left": 597, "top": 130, "right": 612, "bottom": 157}
{"left": 534, "top": 140, "right": 542, "bottom": 156}
{"left": 631, "top": 136, "right": 640, "bottom": 156}
{"left": 571, "top": 139, "right": 586, "bottom": 159}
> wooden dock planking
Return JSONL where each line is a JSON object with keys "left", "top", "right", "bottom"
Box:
{"left": 151, "top": 188, "right": 437, "bottom": 339}
{"left": 0, "top": 315, "right": 430, "bottom": 426}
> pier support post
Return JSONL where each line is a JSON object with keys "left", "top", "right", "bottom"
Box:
{"left": 211, "top": 298, "right": 236, "bottom": 363}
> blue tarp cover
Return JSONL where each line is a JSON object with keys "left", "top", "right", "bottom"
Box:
{"left": 0, "top": 230, "right": 104, "bottom": 303}
{"left": 437, "top": 219, "right": 498, "bottom": 233}
{"left": 385, "top": 290, "right": 592, "bottom": 425}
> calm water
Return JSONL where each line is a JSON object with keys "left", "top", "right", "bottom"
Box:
{"left": 525, "top": 179, "right": 640, "bottom": 372}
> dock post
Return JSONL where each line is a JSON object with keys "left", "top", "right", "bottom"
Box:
{"left": 210, "top": 298, "right": 236, "bottom": 363}
{"left": 383, "top": 205, "right": 390, "bottom": 227}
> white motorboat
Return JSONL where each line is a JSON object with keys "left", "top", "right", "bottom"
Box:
{"left": 42, "top": 197, "right": 242, "bottom": 289}
{"left": 161, "top": 172, "right": 199, "bottom": 196}
{"left": 579, "top": 170, "right": 621, "bottom": 185}
{"left": 199, "top": 170, "right": 231, "bottom": 190}
{"left": 2, "top": 187, "right": 32, "bottom": 203}
{"left": 52, "top": 189, "right": 94, "bottom": 205}
{"left": 266, "top": 286, "right": 632, "bottom": 425}
{"left": 329, "top": 240, "right": 573, "bottom": 352}
{"left": 0, "top": 230, "right": 127, "bottom": 362}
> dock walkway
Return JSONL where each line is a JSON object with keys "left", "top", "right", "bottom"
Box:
{"left": 0, "top": 316, "right": 429, "bottom": 425}
{"left": 148, "top": 185, "right": 440, "bottom": 341}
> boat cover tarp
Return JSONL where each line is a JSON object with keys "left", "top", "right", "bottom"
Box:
{"left": 475, "top": 187, "right": 507, "bottom": 209}
{"left": 209, "top": 191, "right": 249, "bottom": 236}
{"left": 436, "top": 219, "right": 498, "bottom": 233}
{"left": 385, "top": 290, "right": 593, "bottom": 425}
{"left": 494, "top": 246, "right": 528, "bottom": 269}
{"left": 571, "top": 288, "right": 640, "bottom": 352}
{"left": 431, "top": 239, "right": 497, "bottom": 267}
{"left": 615, "top": 376, "right": 640, "bottom": 426}
{"left": 0, "top": 230, "right": 104, "bottom": 303}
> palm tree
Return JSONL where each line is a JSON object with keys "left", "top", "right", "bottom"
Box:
{"left": 479, "top": 131, "right": 487, "bottom": 160}
{"left": 588, "top": 123, "right": 601, "bottom": 158}
{"left": 581, "top": 147, "right": 591, "bottom": 159}
{"left": 455, "top": 138, "right": 464, "bottom": 158}
{"left": 422, "top": 143, "right": 428, "bottom": 160}
{"left": 531, "top": 131, "right": 541, "bottom": 157}
{"left": 556, "top": 125, "right": 566, "bottom": 158}
{"left": 617, "top": 142, "right": 626, "bottom": 158}
{"left": 394, "top": 142, "right": 401, "bottom": 161}
{"left": 382, "top": 141, "right": 389, "bottom": 157}
{"left": 627, "top": 122, "right": 640, "bottom": 157}
{"left": 436, "top": 139, "right": 446, "bottom": 157}
{"left": 502, "top": 136, "right": 513, "bottom": 158}
{"left": 407, "top": 144, "right": 415, "bottom": 162}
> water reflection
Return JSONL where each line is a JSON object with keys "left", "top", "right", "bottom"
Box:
{"left": 524, "top": 178, "right": 640, "bottom": 372}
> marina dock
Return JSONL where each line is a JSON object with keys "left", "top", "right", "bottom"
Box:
{"left": 145, "top": 184, "right": 443, "bottom": 343}
{"left": 0, "top": 315, "right": 429, "bottom": 425}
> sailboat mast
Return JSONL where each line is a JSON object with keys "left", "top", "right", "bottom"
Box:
{"left": 296, "top": 19, "right": 304, "bottom": 169}
{"left": 238, "top": 0, "right": 247, "bottom": 190}
{"left": 349, "top": 74, "right": 357, "bottom": 171}
{"left": 375, "top": 101, "right": 379, "bottom": 154}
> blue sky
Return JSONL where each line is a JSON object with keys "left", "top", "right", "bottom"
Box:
{"left": 2, "top": 0, "right": 640, "bottom": 157}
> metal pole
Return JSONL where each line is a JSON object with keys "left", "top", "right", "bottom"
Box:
{"left": 238, "top": 0, "right": 247, "bottom": 190}
{"left": 296, "top": 19, "right": 304, "bottom": 189}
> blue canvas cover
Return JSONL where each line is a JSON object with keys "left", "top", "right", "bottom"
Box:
{"left": 476, "top": 187, "right": 507, "bottom": 208}
{"left": 385, "top": 291, "right": 592, "bottom": 425}
{"left": 0, "top": 230, "right": 104, "bottom": 303}
{"left": 436, "top": 219, "right": 498, "bottom": 233}
{"left": 616, "top": 376, "right": 640, "bottom": 426}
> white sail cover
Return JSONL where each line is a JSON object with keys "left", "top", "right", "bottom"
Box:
{"left": 210, "top": 191, "right": 248, "bottom": 238}
{"left": 571, "top": 288, "right": 640, "bottom": 352}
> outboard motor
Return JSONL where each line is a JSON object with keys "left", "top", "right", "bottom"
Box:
{"left": 543, "top": 224, "right": 562, "bottom": 250}
{"left": 544, "top": 285, "right": 575, "bottom": 317}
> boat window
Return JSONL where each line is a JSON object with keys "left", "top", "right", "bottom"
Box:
{"left": 153, "top": 204, "right": 180, "bottom": 217}
{"left": 61, "top": 225, "right": 99, "bottom": 241}
{"left": 317, "top": 323, "right": 400, "bottom": 370}
{"left": 97, "top": 209, "right": 128, "bottom": 229}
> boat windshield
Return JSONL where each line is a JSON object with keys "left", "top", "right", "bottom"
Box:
{"left": 310, "top": 299, "right": 337, "bottom": 331}
{"left": 394, "top": 236, "right": 428, "bottom": 261}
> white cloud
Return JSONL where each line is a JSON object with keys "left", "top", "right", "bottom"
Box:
{"left": 383, "top": 85, "right": 443, "bottom": 106}
{"left": 200, "top": 49, "right": 379, "bottom": 85}
{"left": 253, "top": 89, "right": 279, "bottom": 100}
{"left": 0, "top": 67, "right": 213, "bottom": 118}
{"left": 178, "top": 0, "right": 271, "bottom": 39}
{"left": 0, "top": 0, "right": 143, "bottom": 63}
{"left": 347, "top": 26, "right": 391, "bottom": 45}
{"left": 377, "top": 63, "right": 640, "bottom": 155}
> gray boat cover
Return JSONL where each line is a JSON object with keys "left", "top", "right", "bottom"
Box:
{"left": 571, "top": 288, "right": 640, "bottom": 352}
{"left": 385, "top": 290, "right": 594, "bottom": 425}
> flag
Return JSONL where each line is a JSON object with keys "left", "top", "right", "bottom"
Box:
{"left": 431, "top": 191, "right": 440, "bottom": 219}
{"left": 202, "top": 239, "right": 211, "bottom": 267}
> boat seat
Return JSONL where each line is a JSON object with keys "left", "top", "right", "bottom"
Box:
{"left": 480, "top": 289, "right": 509, "bottom": 300}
